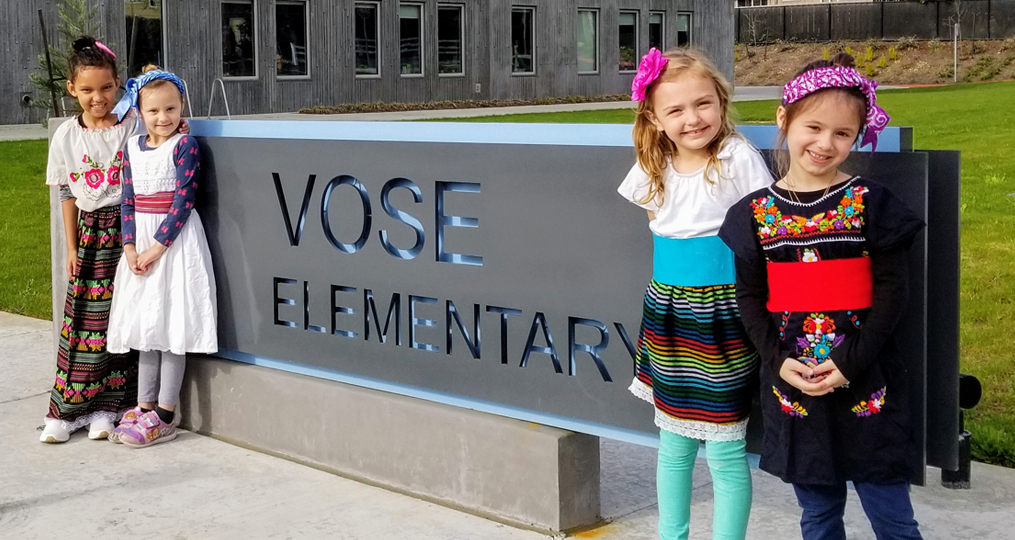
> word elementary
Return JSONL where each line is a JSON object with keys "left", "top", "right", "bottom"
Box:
{"left": 271, "top": 172, "right": 637, "bottom": 382}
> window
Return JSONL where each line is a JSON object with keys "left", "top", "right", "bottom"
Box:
{"left": 125, "top": 0, "right": 164, "bottom": 76}
{"left": 618, "top": 11, "right": 637, "bottom": 72}
{"left": 511, "top": 7, "right": 535, "bottom": 74}
{"left": 437, "top": 5, "right": 464, "bottom": 75}
{"left": 649, "top": 12, "right": 664, "bottom": 51}
{"left": 677, "top": 12, "right": 691, "bottom": 47}
{"left": 577, "top": 9, "right": 598, "bottom": 74}
{"left": 222, "top": 0, "right": 256, "bottom": 78}
{"left": 399, "top": 4, "right": 423, "bottom": 75}
{"left": 355, "top": 3, "right": 380, "bottom": 76}
{"left": 276, "top": 1, "right": 309, "bottom": 77}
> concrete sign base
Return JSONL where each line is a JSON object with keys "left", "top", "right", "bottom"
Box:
{"left": 179, "top": 355, "right": 601, "bottom": 532}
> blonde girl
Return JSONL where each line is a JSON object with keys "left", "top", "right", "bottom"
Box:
{"left": 619, "top": 48, "right": 774, "bottom": 540}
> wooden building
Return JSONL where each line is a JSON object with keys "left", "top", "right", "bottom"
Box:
{"left": 3, "top": 0, "right": 734, "bottom": 125}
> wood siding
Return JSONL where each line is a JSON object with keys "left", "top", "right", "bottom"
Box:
{"left": 3, "top": 0, "right": 733, "bottom": 124}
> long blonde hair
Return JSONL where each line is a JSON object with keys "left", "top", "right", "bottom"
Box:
{"left": 633, "top": 48, "right": 737, "bottom": 206}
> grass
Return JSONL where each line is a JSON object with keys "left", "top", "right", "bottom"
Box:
{"left": 0, "top": 140, "right": 52, "bottom": 319}
{"left": 3, "top": 81, "right": 1013, "bottom": 465}
{"left": 444, "top": 81, "right": 1015, "bottom": 467}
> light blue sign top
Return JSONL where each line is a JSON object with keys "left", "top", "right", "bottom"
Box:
{"left": 188, "top": 119, "right": 907, "bottom": 153}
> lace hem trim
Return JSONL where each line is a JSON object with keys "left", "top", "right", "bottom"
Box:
{"left": 629, "top": 377, "right": 749, "bottom": 442}
{"left": 628, "top": 378, "right": 655, "bottom": 404}
{"left": 45, "top": 410, "right": 119, "bottom": 433}
{"left": 656, "top": 413, "right": 748, "bottom": 442}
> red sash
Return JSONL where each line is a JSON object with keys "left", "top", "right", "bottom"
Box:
{"left": 135, "top": 192, "right": 174, "bottom": 214}
{"left": 767, "top": 258, "right": 873, "bottom": 312}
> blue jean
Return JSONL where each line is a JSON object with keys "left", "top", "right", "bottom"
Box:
{"left": 793, "top": 482, "right": 922, "bottom": 540}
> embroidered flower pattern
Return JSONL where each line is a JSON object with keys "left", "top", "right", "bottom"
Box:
{"left": 851, "top": 387, "right": 886, "bottom": 416}
{"left": 750, "top": 186, "right": 869, "bottom": 242}
{"left": 795, "top": 313, "right": 845, "bottom": 363}
{"left": 773, "top": 386, "right": 808, "bottom": 418}
{"left": 69, "top": 151, "right": 124, "bottom": 191}
{"left": 801, "top": 248, "right": 819, "bottom": 263}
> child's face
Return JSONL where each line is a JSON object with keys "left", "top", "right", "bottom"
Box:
{"left": 648, "top": 73, "right": 723, "bottom": 156}
{"left": 67, "top": 67, "right": 119, "bottom": 120}
{"left": 139, "top": 84, "right": 184, "bottom": 140}
{"left": 778, "top": 92, "right": 863, "bottom": 181}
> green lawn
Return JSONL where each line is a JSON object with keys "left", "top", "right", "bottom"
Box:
{"left": 452, "top": 81, "right": 1015, "bottom": 467}
{"left": 3, "top": 81, "right": 1013, "bottom": 465}
{"left": 0, "top": 140, "right": 51, "bottom": 320}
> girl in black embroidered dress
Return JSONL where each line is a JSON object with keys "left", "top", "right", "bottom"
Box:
{"left": 718, "top": 53, "right": 925, "bottom": 540}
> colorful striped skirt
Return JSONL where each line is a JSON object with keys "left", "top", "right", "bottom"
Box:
{"left": 629, "top": 235, "right": 758, "bottom": 442}
{"left": 48, "top": 205, "right": 137, "bottom": 429}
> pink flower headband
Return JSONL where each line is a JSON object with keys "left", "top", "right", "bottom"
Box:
{"left": 93, "top": 40, "right": 116, "bottom": 59}
{"left": 631, "top": 48, "right": 668, "bottom": 102}
{"left": 782, "top": 66, "right": 890, "bottom": 150}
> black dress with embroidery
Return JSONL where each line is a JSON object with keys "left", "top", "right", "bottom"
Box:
{"left": 718, "top": 177, "right": 925, "bottom": 485}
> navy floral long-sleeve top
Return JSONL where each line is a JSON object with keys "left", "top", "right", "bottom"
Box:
{"left": 121, "top": 135, "right": 201, "bottom": 247}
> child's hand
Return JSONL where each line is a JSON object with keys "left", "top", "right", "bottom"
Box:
{"left": 808, "top": 360, "right": 849, "bottom": 395}
{"left": 123, "top": 244, "right": 142, "bottom": 275}
{"left": 136, "top": 243, "right": 167, "bottom": 273}
{"left": 66, "top": 249, "right": 79, "bottom": 280}
{"left": 779, "top": 358, "right": 831, "bottom": 396}
{"left": 179, "top": 118, "right": 191, "bottom": 134}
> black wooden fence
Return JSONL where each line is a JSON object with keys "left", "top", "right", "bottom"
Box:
{"left": 737, "top": 0, "right": 1015, "bottom": 43}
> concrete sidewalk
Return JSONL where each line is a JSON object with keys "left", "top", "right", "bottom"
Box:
{"left": 3, "top": 310, "right": 1013, "bottom": 539}
{"left": 0, "top": 86, "right": 795, "bottom": 140}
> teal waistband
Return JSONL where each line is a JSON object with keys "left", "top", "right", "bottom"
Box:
{"left": 652, "top": 235, "right": 736, "bottom": 287}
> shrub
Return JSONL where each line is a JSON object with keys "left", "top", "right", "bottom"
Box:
{"left": 865, "top": 46, "right": 875, "bottom": 63}
{"left": 878, "top": 56, "right": 888, "bottom": 69}
{"left": 889, "top": 47, "right": 899, "bottom": 61}
{"left": 896, "top": 36, "right": 918, "bottom": 51}
{"left": 822, "top": 48, "right": 830, "bottom": 61}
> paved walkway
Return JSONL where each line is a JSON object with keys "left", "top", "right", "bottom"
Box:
{"left": 2, "top": 310, "right": 1014, "bottom": 539}
{"left": 0, "top": 86, "right": 857, "bottom": 141}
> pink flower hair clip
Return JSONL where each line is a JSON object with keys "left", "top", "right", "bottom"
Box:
{"left": 631, "top": 48, "right": 668, "bottom": 102}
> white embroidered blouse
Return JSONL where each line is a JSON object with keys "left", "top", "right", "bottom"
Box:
{"left": 45, "top": 113, "right": 139, "bottom": 212}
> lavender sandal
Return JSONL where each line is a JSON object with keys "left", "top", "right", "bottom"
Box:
{"left": 121, "top": 411, "right": 178, "bottom": 448}
{"left": 109, "top": 406, "right": 144, "bottom": 444}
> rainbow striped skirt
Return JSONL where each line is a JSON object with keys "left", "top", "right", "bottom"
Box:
{"left": 629, "top": 235, "right": 758, "bottom": 442}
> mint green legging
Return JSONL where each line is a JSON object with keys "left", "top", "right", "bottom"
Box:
{"left": 657, "top": 430, "right": 752, "bottom": 540}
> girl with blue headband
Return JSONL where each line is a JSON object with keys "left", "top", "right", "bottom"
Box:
{"left": 106, "top": 65, "right": 218, "bottom": 447}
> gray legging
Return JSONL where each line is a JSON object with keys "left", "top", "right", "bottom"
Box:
{"left": 137, "top": 350, "right": 187, "bottom": 406}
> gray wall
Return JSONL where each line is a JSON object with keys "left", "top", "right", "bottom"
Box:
{"left": 5, "top": 0, "right": 733, "bottom": 125}
{"left": 1, "top": 0, "right": 123, "bottom": 125}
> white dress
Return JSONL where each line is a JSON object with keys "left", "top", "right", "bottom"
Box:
{"left": 107, "top": 133, "right": 218, "bottom": 355}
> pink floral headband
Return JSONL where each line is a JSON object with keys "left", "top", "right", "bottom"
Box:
{"left": 782, "top": 66, "right": 890, "bottom": 150}
{"left": 631, "top": 48, "right": 667, "bottom": 102}
{"left": 94, "top": 40, "right": 116, "bottom": 59}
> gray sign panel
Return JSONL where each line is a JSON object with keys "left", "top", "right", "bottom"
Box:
{"left": 191, "top": 121, "right": 954, "bottom": 479}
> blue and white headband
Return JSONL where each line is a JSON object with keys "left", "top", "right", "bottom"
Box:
{"left": 112, "top": 69, "right": 186, "bottom": 122}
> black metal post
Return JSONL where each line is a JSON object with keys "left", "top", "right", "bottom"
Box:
{"left": 941, "top": 413, "right": 972, "bottom": 489}
{"left": 38, "top": 9, "right": 60, "bottom": 118}
{"left": 942, "top": 374, "right": 982, "bottom": 490}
